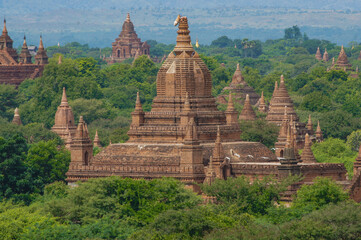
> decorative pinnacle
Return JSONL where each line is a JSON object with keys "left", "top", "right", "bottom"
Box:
{"left": 3, "top": 18, "right": 7, "bottom": 34}
{"left": 126, "top": 13, "right": 130, "bottom": 22}
{"left": 135, "top": 91, "right": 143, "bottom": 111}
{"left": 236, "top": 63, "right": 240, "bottom": 71}
{"left": 61, "top": 87, "right": 69, "bottom": 106}
{"left": 274, "top": 81, "right": 278, "bottom": 93}
{"left": 316, "top": 120, "right": 322, "bottom": 132}
{"left": 227, "top": 93, "right": 235, "bottom": 111}
{"left": 14, "top": 107, "right": 19, "bottom": 116}
{"left": 308, "top": 114, "right": 312, "bottom": 125}
{"left": 22, "top": 35, "right": 27, "bottom": 47}
{"left": 305, "top": 133, "right": 310, "bottom": 145}
{"left": 260, "top": 91, "right": 265, "bottom": 105}
{"left": 280, "top": 75, "right": 284, "bottom": 84}
{"left": 38, "top": 34, "right": 44, "bottom": 49}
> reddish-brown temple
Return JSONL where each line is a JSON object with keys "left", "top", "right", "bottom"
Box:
{"left": 107, "top": 13, "right": 150, "bottom": 63}
{"left": 0, "top": 19, "right": 48, "bottom": 86}
{"left": 62, "top": 16, "right": 360, "bottom": 201}
{"left": 66, "top": 16, "right": 275, "bottom": 187}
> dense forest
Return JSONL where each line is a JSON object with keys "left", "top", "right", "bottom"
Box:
{"left": 1, "top": 26, "right": 361, "bottom": 239}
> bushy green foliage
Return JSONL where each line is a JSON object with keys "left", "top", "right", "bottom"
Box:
{"left": 292, "top": 177, "right": 349, "bottom": 210}
{"left": 312, "top": 138, "right": 357, "bottom": 177}
{"left": 240, "top": 119, "right": 279, "bottom": 148}
{"left": 346, "top": 129, "right": 361, "bottom": 152}
{"left": 201, "top": 176, "right": 298, "bottom": 215}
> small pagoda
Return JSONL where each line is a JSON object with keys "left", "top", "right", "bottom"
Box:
{"left": 217, "top": 63, "right": 260, "bottom": 106}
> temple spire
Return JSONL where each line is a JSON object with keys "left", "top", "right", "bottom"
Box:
{"left": 93, "top": 130, "right": 101, "bottom": 148}
{"left": 316, "top": 120, "right": 323, "bottom": 142}
{"left": 258, "top": 91, "right": 267, "bottom": 113}
{"left": 301, "top": 133, "right": 316, "bottom": 163}
{"left": 19, "top": 35, "right": 32, "bottom": 64}
{"left": 2, "top": 18, "right": 7, "bottom": 34}
{"left": 61, "top": 87, "right": 69, "bottom": 107}
{"left": 239, "top": 94, "right": 256, "bottom": 121}
{"left": 135, "top": 91, "right": 143, "bottom": 111}
{"left": 307, "top": 114, "right": 313, "bottom": 134}
{"left": 126, "top": 13, "right": 130, "bottom": 22}
{"left": 226, "top": 93, "right": 235, "bottom": 111}
{"left": 39, "top": 34, "right": 44, "bottom": 50}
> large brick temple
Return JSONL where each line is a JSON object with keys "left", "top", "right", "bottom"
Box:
{"left": 0, "top": 19, "right": 48, "bottom": 86}
{"left": 60, "top": 16, "right": 361, "bottom": 201}
{"left": 106, "top": 13, "right": 150, "bottom": 63}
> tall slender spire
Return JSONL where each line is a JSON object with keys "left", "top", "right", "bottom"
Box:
{"left": 226, "top": 93, "right": 235, "bottom": 111}
{"left": 316, "top": 120, "right": 323, "bottom": 142}
{"left": 39, "top": 34, "right": 44, "bottom": 50}
{"left": 35, "top": 34, "right": 48, "bottom": 65}
{"left": 19, "top": 35, "right": 32, "bottom": 64}
{"left": 61, "top": 87, "right": 69, "bottom": 106}
{"left": 126, "top": 13, "right": 130, "bottom": 22}
{"left": 315, "top": 47, "right": 322, "bottom": 61}
{"left": 2, "top": 18, "right": 7, "bottom": 34}
{"left": 93, "top": 130, "right": 101, "bottom": 147}
{"left": 135, "top": 91, "right": 143, "bottom": 111}
{"left": 301, "top": 133, "right": 316, "bottom": 163}
{"left": 307, "top": 114, "right": 313, "bottom": 134}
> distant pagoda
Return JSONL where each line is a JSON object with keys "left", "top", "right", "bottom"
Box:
{"left": 107, "top": 13, "right": 150, "bottom": 63}
{"left": 333, "top": 45, "right": 353, "bottom": 71}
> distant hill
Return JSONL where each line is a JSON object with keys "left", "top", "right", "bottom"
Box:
{"left": 2, "top": 1, "right": 361, "bottom": 47}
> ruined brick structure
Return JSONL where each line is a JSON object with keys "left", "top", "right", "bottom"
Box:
{"left": 217, "top": 63, "right": 260, "bottom": 105}
{"left": 0, "top": 19, "right": 48, "bottom": 86}
{"left": 107, "top": 13, "right": 150, "bottom": 64}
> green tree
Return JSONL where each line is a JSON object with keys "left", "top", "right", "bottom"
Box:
{"left": 293, "top": 177, "right": 349, "bottom": 210}
{"left": 346, "top": 129, "right": 361, "bottom": 152}
{"left": 211, "top": 36, "right": 233, "bottom": 48}
{"left": 0, "top": 84, "right": 18, "bottom": 120}
{"left": 312, "top": 138, "right": 357, "bottom": 176}
{"left": 240, "top": 119, "right": 279, "bottom": 148}
{"left": 26, "top": 140, "right": 71, "bottom": 193}
{"left": 0, "top": 135, "right": 32, "bottom": 202}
